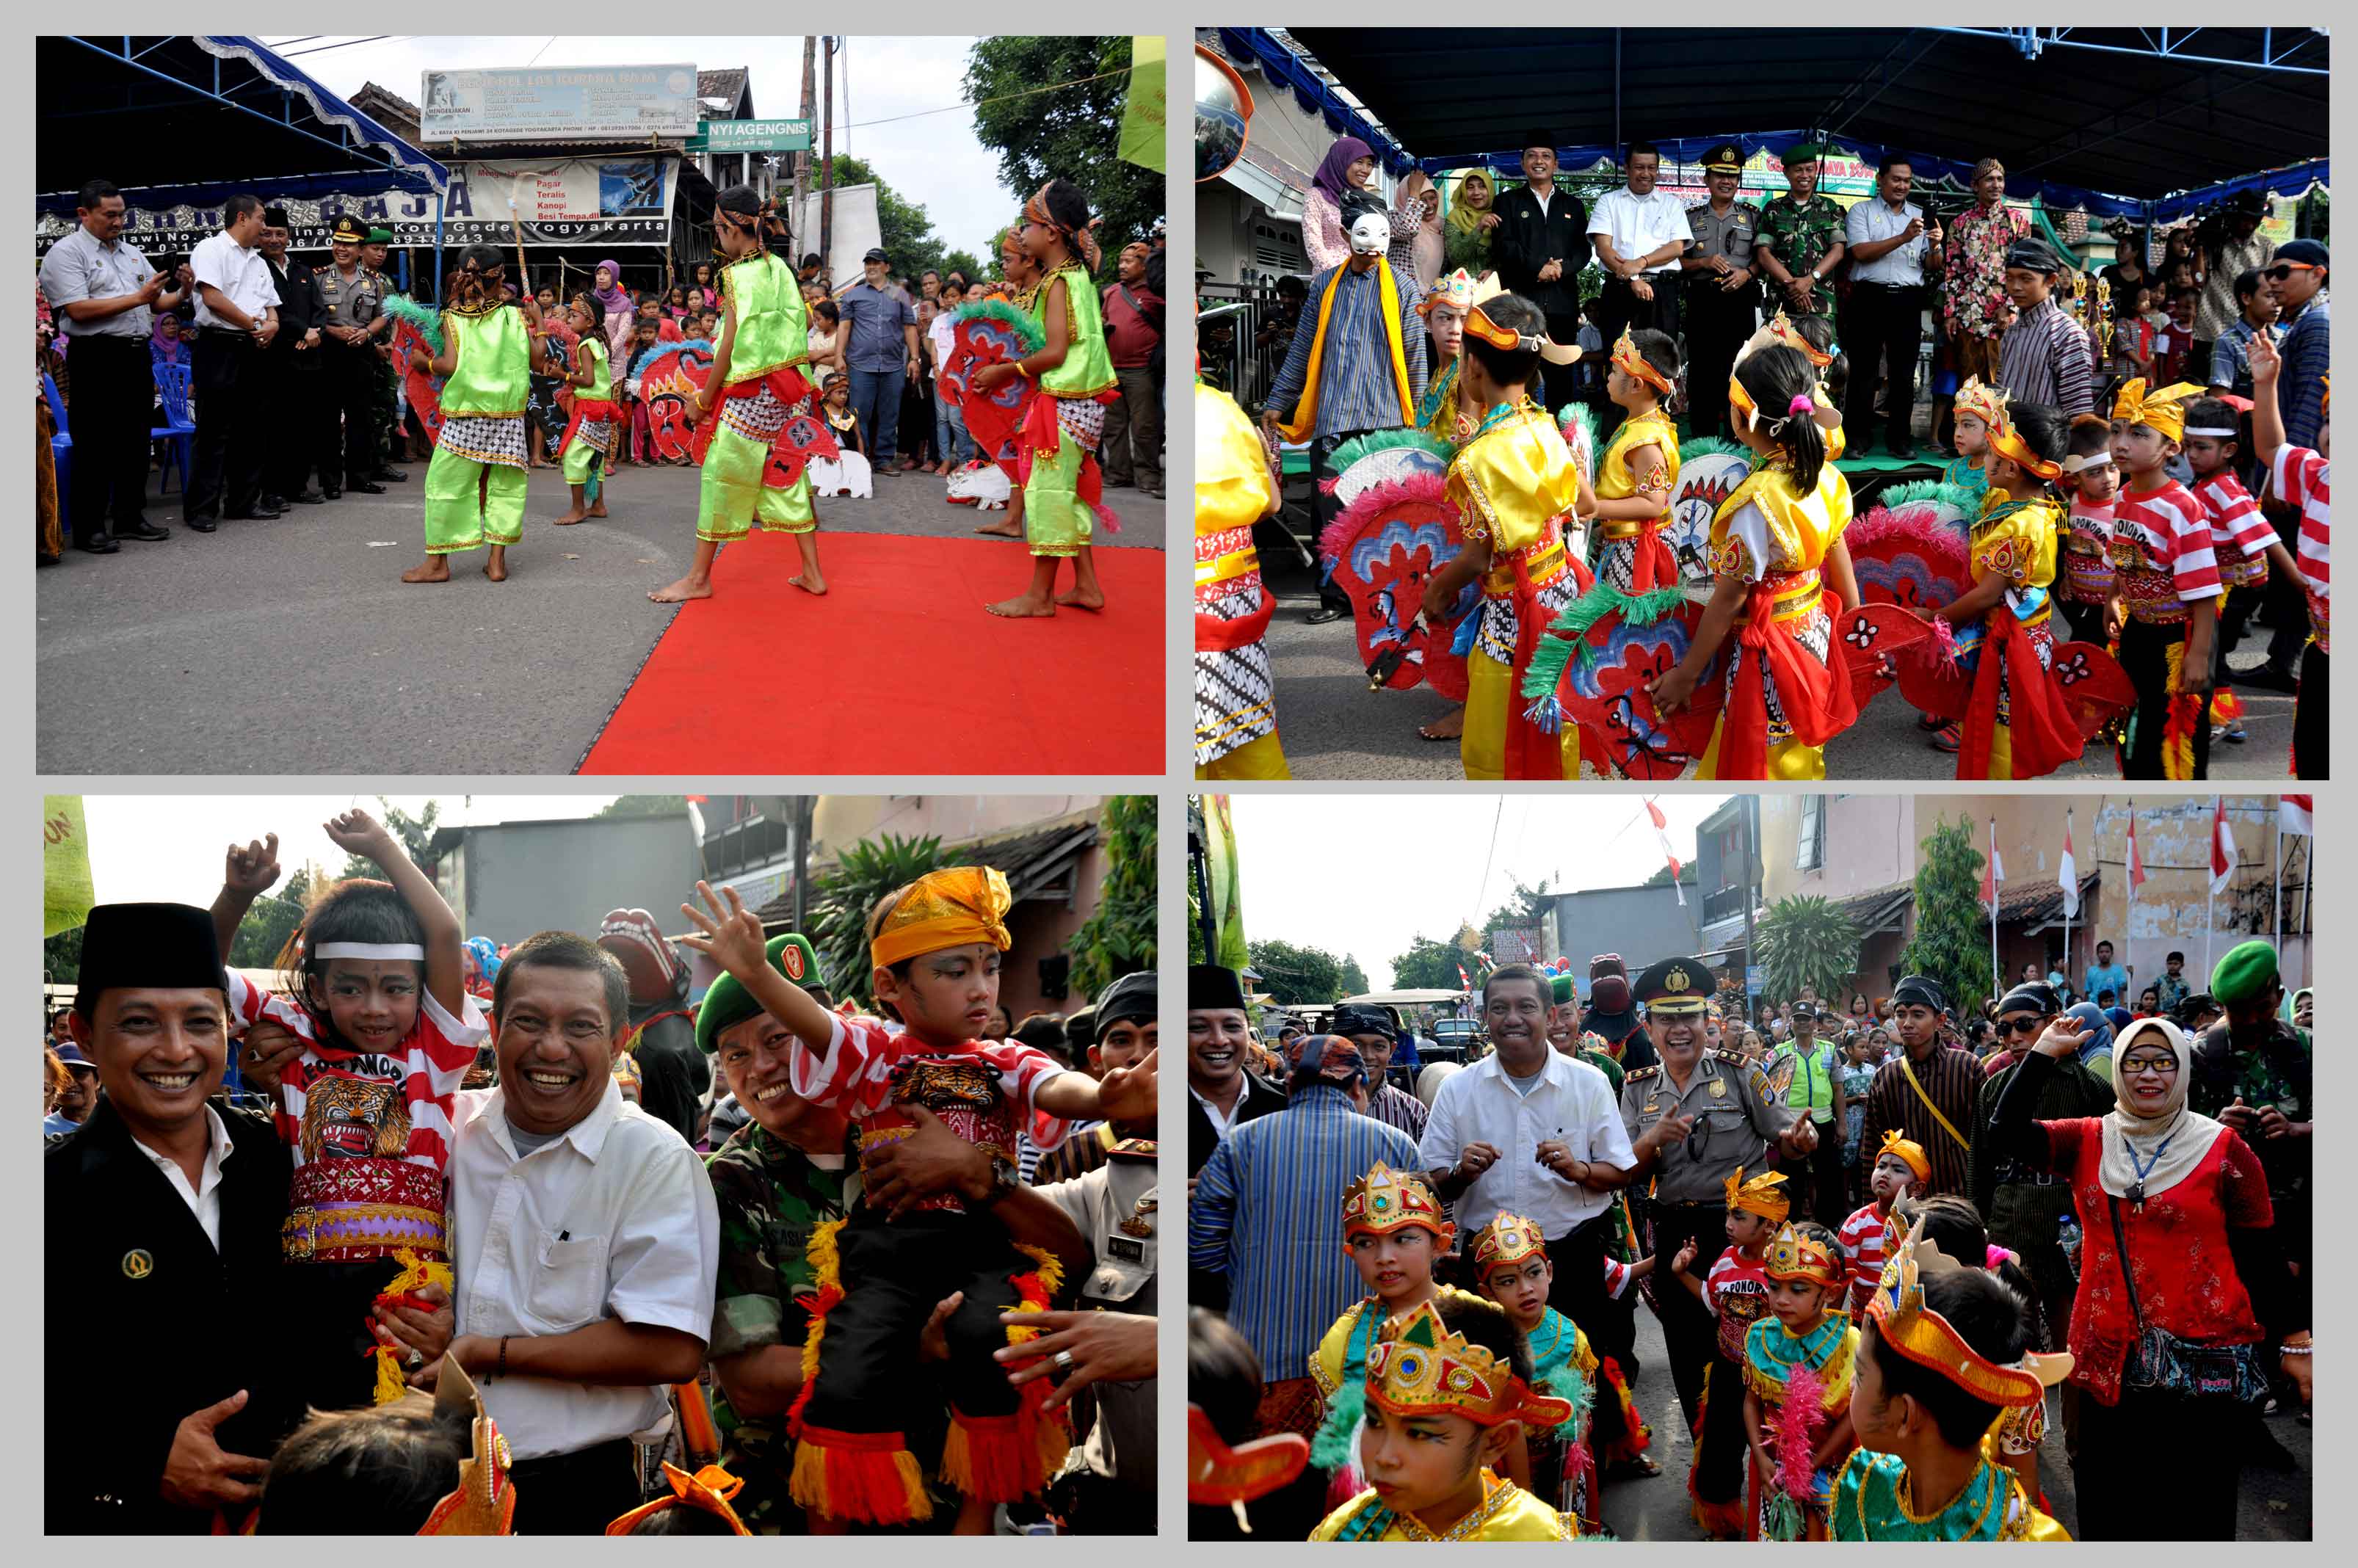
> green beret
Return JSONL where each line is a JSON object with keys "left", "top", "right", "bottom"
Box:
{"left": 1550, "top": 973, "right": 1575, "bottom": 1006}
{"left": 366, "top": 227, "right": 394, "bottom": 244}
{"left": 695, "top": 932, "right": 821, "bottom": 1054}
{"left": 1785, "top": 142, "right": 1824, "bottom": 167}
{"left": 2209, "top": 939, "right": 2279, "bottom": 1007}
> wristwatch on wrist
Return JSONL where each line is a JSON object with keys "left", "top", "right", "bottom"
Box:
{"left": 973, "top": 1155, "right": 1020, "bottom": 1208}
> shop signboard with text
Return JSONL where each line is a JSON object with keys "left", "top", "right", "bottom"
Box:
{"left": 419, "top": 64, "right": 700, "bottom": 142}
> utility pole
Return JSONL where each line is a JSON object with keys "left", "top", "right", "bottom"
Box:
{"left": 819, "top": 36, "right": 835, "bottom": 287}
{"left": 1740, "top": 799, "right": 1759, "bottom": 1014}
{"left": 794, "top": 36, "right": 815, "bottom": 216}
{"left": 791, "top": 796, "right": 814, "bottom": 934}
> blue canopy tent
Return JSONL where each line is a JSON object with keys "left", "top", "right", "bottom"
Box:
{"left": 1256, "top": 27, "right": 2327, "bottom": 226}
{"left": 37, "top": 36, "right": 450, "bottom": 294}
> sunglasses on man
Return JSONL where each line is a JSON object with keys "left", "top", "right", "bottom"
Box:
{"left": 2263, "top": 261, "right": 2322, "bottom": 283}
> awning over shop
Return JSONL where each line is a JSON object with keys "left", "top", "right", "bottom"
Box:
{"left": 1271, "top": 27, "right": 2326, "bottom": 217}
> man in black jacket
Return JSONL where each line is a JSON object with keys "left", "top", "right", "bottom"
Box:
{"left": 255, "top": 208, "right": 326, "bottom": 509}
{"left": 1488, "top": 134, "right": 1589, "bottom": 411}
{"left": 47, "top": 904, "right": 302, "bottom": 1533}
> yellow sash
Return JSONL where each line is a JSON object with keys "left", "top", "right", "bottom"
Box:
{"left": 1277, "top": 259, "right": 1413, "bottom": 444}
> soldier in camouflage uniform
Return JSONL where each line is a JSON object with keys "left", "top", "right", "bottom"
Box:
{"left": 360, "top": 229, "right": 409, "bottom": 480}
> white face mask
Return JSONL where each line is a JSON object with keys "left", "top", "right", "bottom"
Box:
{"left": 1349, "top": 212, "right": 1390, "bottom": 258}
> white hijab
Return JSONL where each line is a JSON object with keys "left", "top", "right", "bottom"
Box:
{"left": 2097, "top": 1018, "right": 2226, "bottom": 1202}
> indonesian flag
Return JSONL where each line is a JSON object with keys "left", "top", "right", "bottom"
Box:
{"left": 2058, "top": 821, "right": 2079, "bottom": 919}
{"left": 2210, "top": 796, "right": 2238, "bottom": 894}
{"left": 1983, "top": 819, "right": 2004, "bottom": 917}
{"left": 2127, "top": 812, "right": 2147, "bottom": 891}
{"left": 1648, "top": 798, "right": 1687, "bottom": 907}
{"left": 2281, "top": 795, "right": 2314, "bottom": 836}
{"left": 1457, "top": 962, "right": 1472, "bottom": 990}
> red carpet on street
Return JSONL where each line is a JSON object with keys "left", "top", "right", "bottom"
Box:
{"left": 578, "top": 530, "right": 1163, "bottom": 774}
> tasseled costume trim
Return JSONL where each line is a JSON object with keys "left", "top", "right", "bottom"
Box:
{"left": 940, "top": 1244, "right": 1070, "bottom": 1503}
{"left": 380, "top": 294, "right": 446, "bottom": 356}
{"left": 1592, "top": 1354, "right": 1651, "bottom": 1464}
{"left": 1873, "top": 476, "right": 1983, "bottom": 518}
{"left": 1677, "top": 434, "right": 1749, "bottom": 465}
{"left": 784, "top": 1218, "right": 845, "bottom": 1440}
{"left": 369, "top": 1249, "right": 453, "bottom": 1405}
{"left": 1688, "top": 1364, "right": 1746, "bottom": 1540}
{"left": 1327, "top": 426, "right": 1454, "bottom": 474}
{"left": 1927, "top": 614, "right": 1964, "bottom": 671}
{"left": 791, "top": 1424, "right": 933, "bottom": 1525}
{"left": 1309, "top": 1379, "right": 1367, "bottom": 1472}
{"left": 1535, "top": 1367, "right": 1596, "bottom": 1491}
{"left": 1760, "top": 1362, "right": 1828, "bottom": 1541}
{"left": 949, "top": 297, "right": 1048, "bottom": 355}
{"left": 1519, "top": 579, "right": 1691, "bottom": 725}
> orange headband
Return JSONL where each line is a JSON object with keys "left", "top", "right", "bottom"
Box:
{"left": 1025, "top": 184, "right": 1101, "bottom": 271}
{"left": 1466, "top": 302, "right": 1580, "bottom": 364}
{"left": 606, "top": 1463, "right": 752, "bottom": 1536}
{"left": 1611, "top": 326, "right": 1674, "bottom": 394}
{"left": 1987, "top": 418, "right": 2063, "bottom": 482}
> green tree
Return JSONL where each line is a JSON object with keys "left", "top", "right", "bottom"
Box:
{"left": 1899, "top": 815, "right": 1995, "bottom": 1019}
{"left": 941, "top": 249, "right": 985, "bottom": 286}
{"left": 1484, "top": 876, "right": 1553, "bottom": 935}
{"left": 1247, "top": 939, "right": 1348, "bottom": 1007}
{"left": 965, "top": 36, "right": 1162, "bottom": 262}
{"left": 43, "top": 926, "right": 82, "bottom": 986}
{"left": 816, "top": 155, "right": 946, "bottom": 280}
{"left": 1643, "top": 861, "right": 1698, "bottom": 890}
{"left": 1339, "top": 954, "right": 1370, "bottom": 997}
{"left": 1757, "top": 894, "right": 1862, "bottom": 1006}
{"left": 1068, "top": 795, "right": 1156, "bottom": 997}
{"left": 229, "top": 866, "right": 316, "bottom": 970}
{"left": 341, "top": 798, "right": 441, "bottom": 879}
{"left": 597, "top": 795, "right": 690, "bottom": 819}
{"left": 807, "top": 833, "right": 968, "bottom": 1006}
{"left": 1392, "top": 934, "right": 1473, "bottom": 991}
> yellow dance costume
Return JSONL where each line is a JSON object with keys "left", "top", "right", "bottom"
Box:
{"left": 1593, "top": 409, "right": 1682, "bottom": 591}
{"left": 1697, "top": 461, "right": 1858, "bottom": 780}
{"left": 1450, "top": 400, "right": 1586, "bottom": 780}
{"left": 1194, "top": 380, "right": 1290, "bottom": 778}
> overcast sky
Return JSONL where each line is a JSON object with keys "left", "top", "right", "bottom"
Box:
{"left": 79, "top": 795, "right": 615, "bottom": 909}
{"left": 284, "top": 35, "right": 1017, "bottom": 259}
{"left": 1226, "top": 794, "right": 1732, "bottom": 988}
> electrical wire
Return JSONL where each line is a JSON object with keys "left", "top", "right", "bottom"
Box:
{"left": 279, "top": 35, "right": 413, "bottom": 59}
{"left": 1473, "top": 797, "right": 1504, "bottom": 946}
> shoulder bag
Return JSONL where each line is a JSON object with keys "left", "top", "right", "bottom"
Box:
{"left": 2104, "top": 1193, "right": 2270, "bottom": 1406}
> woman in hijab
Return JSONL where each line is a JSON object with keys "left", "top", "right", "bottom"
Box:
{"left": 1300, "top": 135, "right": 1422, "bottom": 275}
{"left": 591, "top": 258, "right": 635, "bottom": 366}
{"left": 1398, "top": 170, "right": 1445, "bottom": 292}
{"left": 1988, "top": 1014, "right": 2308, "bottom": 1539}
{"left": 1443, "top": 167, "right": 1500, "bottom": 275}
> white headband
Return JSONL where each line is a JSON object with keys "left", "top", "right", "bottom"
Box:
{"left": 2183, "top": 424, "right": 2240, "bottom": 438}
{"left": 313, "top": 941, "right": 427, "bottom": 960}
{"left": 2059, "top": 453, "right": 2114, "bottom": 473}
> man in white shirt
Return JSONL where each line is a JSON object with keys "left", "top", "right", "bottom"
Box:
{"left": 1587, "top": 142, "right": 1691, "bottom": 369}
{"left": 1419, "top": 964, "right": 1634, "bottom": 1318}
{"left": 1840, "top": 153, "right": 1945, "bottom": 459}
{"left": 435, "top": 929, "right": 720, "bottom": 1534}
{"left": 185, "top": 194, "right": 283, "bottom": 529}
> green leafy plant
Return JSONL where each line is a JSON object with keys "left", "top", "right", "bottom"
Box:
{"left": 1248, "top": 939, "right": 1350, "bottom": 1007}
{"left": 965, "top": 37, "right": 1162, "bottom": 259}
{"left": 1391, "top": 934, "right": 1476, "bottom": 991}
{"left": 807, "top": 833, "right": 966, "bottom": 1006}
{"left": 1757, "top": 894, "right": 1862, "bottom": 1005}
{"left": 1898, "top": 814, "right": 1995, "bottom": 1019}
{"left": 1068, "top": 795, "right": 1156, "bottom": 996}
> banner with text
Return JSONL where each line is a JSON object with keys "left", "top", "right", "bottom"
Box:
{"left": 420, "top": 64, "right": 700, "bottom": 142}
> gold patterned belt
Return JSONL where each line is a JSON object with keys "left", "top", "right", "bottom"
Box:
{"left": 283, "top": 1204, "right": 447, "bottom": 1264}
{"left": 1733, "top": 569, "right": 1822, "bottom": 626}
{"left": 1482, "top": 539, "right": 1567, "bottom": 598}
{"left": 1595, "top": 518, "right": 1643, "bottom": 540}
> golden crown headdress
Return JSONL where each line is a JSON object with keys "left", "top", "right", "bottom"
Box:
{"left": 1763, "top": 1222, "right": 1848, "bottom": 1289}
{"left": 1611, "top": 324, "right": 1674, "bottom": 394}
{"left": 1724, "top": 1164, "right": 1791, "bottom": 1222}
{"left": 1341, "top": 1161, "right": 1453, "bottom": 1245}
{"left": 1365, "top": 1299, "right": 1574, "bottom": 1429}
{"left": 1953, "top": 374, "right": 2010, "bottom": 431}
{"left": 1470, "top": 1213, "right": 1549, "bottom": 1275}
{"left": 1764, "top": 310, "right": 1835, "bottom": 369}
{"left": 416, "top": 1360, "right": 515, "bottom": 1536}
{"left": 1865, "top": 1216, "right": 2071, "bottom": 1409}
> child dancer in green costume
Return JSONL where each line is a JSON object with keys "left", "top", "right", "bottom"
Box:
{"left": 551, "top": 294, "right": 618, "bottom": 526}
{"left": 403, "top": 245, "right": 554, "bottom": 584}
{"left": 974, "top": 223, "right": 1040, "bottom": 542}
{"left": 981, "top": 180, "right": 1116, "bottom": 618}
{"left": 651, "top": 184, "right": 821, "bottom": 604}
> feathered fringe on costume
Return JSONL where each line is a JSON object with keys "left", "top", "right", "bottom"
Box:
{"left": 370, "top": 1249, "right": 453, "bottom": 1405}
{"left": 940, "top": 1245, "right": 1072, "bottom": 1503}
{"left": 1687, "top": 1361, "right": 1747, "bottom": 1540}
{"left": 1592, "top": 1355, "right": 1651, "bottom": 1465}
{"left": 785, "top": 1219, "right": 935, "bottom": 1524}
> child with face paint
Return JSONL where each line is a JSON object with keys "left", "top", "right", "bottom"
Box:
{"left": 1310, "top": 1296, "right": 1578, "bottom": 1539}
{"left": 1666, "top": 1166, "right": 1788, "bottom": 1538}
{"left": 2057, "top": 417, "right": 2122, "bottom": 644}
{"left": 1942, "top": 376, "right": 2002, "bottom": 500}
{"left": 207, "top": 807, "right": 483, "bottom": 1411}
{"left": 1838, "top": 1130, "right": 1926, "bottom": 1315}
{"left": 1467, "top": 1213, "right": 1615, "bottom": 1529}
{"left": 1739, "top": 1219, "right": 1859, "bottom": 1539}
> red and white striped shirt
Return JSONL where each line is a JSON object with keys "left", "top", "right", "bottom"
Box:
{"left": 2271, "top": 446, "right": 2331, "bottom": 654}
{"left": 1704, "top": 1245, "right": 1774, "bottom": 1360}
{"left": 2195, "top": 471, "right": 2276, "bottom": 584}
{"left": 1839, "top": 1200, "right": 1897, "bottom": 1318}
{"left": 226, "top": 971, "right": 484, "bottom": 1175}
{"left": 2109, "top": 480, "right": 2221, "bottom": 619}
{"left": 1603, "top": 1254, "right": 1636, "bottom": 1300}
{"left": 788, "top": 1015, "right": 1075, "bottom": 1211}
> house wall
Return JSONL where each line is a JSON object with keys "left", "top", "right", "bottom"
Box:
{"left": 443, "top": 816, "right": 700, "bottom": 946}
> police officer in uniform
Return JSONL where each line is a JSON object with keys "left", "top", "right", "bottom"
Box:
{"left": 1034, "top": 1129, "right": 1158, "bottom": 1530}
{"left": 255, "top": 206, "right": 326, "bottom": 509}
{"left": 1617, "top": 956, "right": 1816, "bottom": 1431}
{"left": 45, "top": 904, "right": 301, "bottom": 1532}
{"left": 314, "top": 216, "right": 387, "bottom": 498}
{"left": 1763, "top": 999, "right": 1847, "bottom": 1227}
{"left": 360, "top": 228, "right": 409, "bottom": 483}
{"left": 1680, "top": 143, "right": 1763, "bottom": 440}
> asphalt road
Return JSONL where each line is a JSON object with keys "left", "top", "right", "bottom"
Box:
{"left": 38, "top": 461, "right": 1163, "bottom": 775}
{"left": 1251, "top": 521, "right": 2296, "bottom": 781}
{"left": 1592, "top": 1282, "right": 2310, "bottom": 1540}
